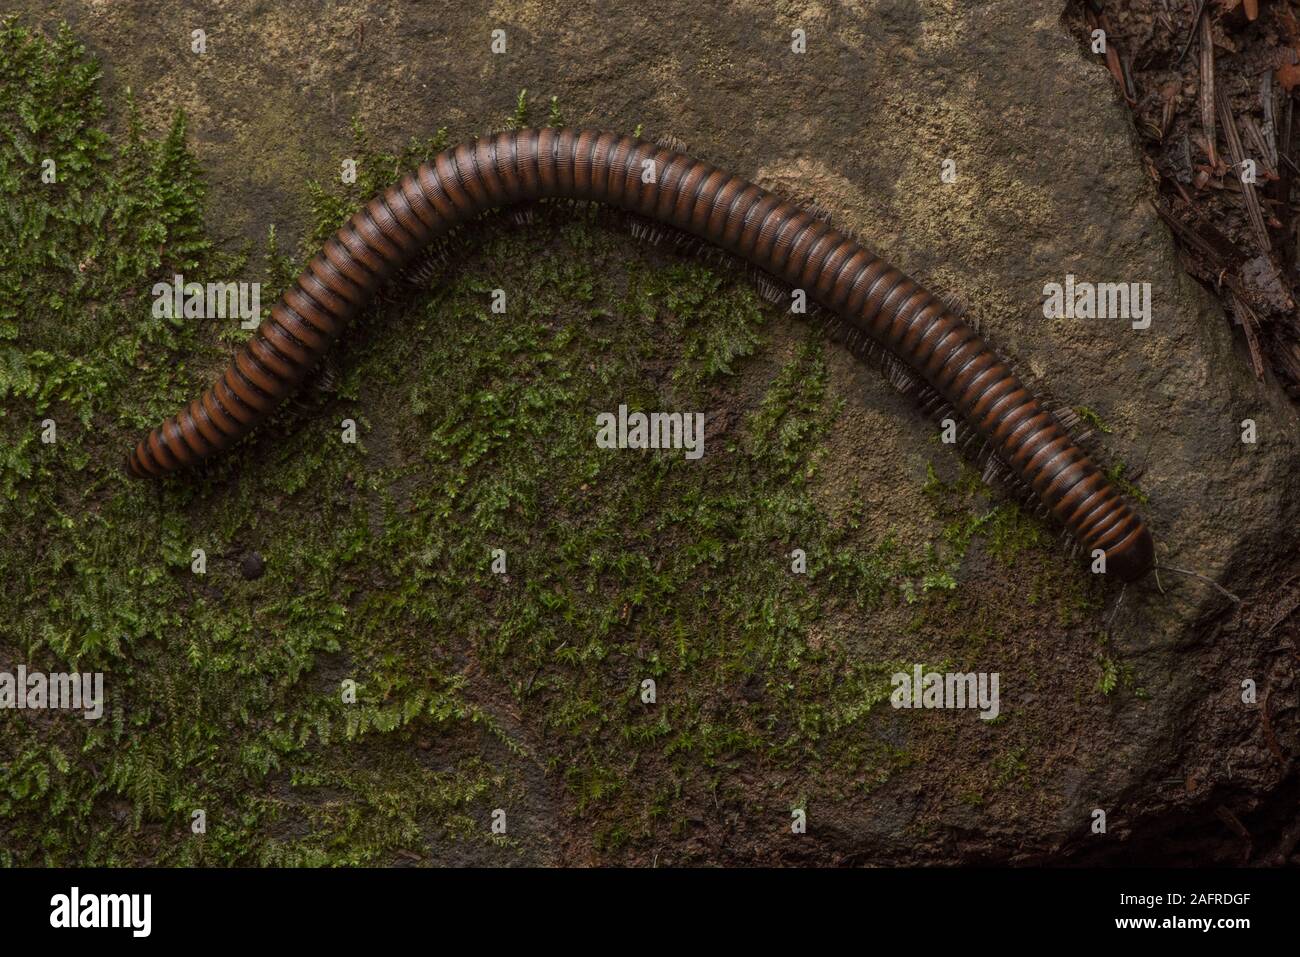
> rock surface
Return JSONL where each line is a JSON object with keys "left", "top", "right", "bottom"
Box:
{"left": 13, "top": 0, "right": 1296, "bottom": 863}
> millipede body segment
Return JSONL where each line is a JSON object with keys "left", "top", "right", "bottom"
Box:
{"left": 125, "top": 128, "right": 1155, "bottom": 582}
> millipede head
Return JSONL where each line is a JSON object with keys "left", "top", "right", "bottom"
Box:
{"left": 1101, "top": 523, "right": 1155, "bottom": 583}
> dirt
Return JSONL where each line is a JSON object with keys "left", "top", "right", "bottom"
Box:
{"left": 6, "top": 0, "right": 1297, "bottom": 864}
{"left": 1068, "top": 0, "right": 1300, "bottom": 393}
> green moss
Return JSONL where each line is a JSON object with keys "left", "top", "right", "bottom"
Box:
{"left": 1072, "top": 405, "right": 1112, "bottom": 434}
{"left": 1093, "top": 637, "right": 1138, "bottom": 698}
{"left": 547, "top": 96, "right": 565, "bottom": 128}
{"left": 0, "top": 22, "right": 1102, "bottom": 865}
{"left": 992, "top": 746, "right": 1028, "bottom": 788}
{"left": 510, "top": 88, "right": 529, "bottom": 129}
{"left": 920, "top": 463, "right": 1049, "bottom": 573}
{"left": 0, "top": 20, "right": 500, "bottom": 865}
{"left": 1104, "top": 460, "right": 1149, "bottom": 505}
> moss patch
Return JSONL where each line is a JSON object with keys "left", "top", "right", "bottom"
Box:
{"left": 1, "top": 21, "right": 1123, "bottom": 865}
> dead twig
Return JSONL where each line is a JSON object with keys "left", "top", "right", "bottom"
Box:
{"left": 1214, "top": 805, "right": 1253, "bottom": 865}
{"left": 1150, "top": 199, "right": 1239, "bottom": 266}
{"left": 1259, "top": 690, "right": 1286, "bottom": 766}
{"left": 1085, "top": 2, "right": 1136, "bottom": 104}
{"left": 1229, "top": 289, "right": 1268, "bottom": 380}
{"left": 1262, "top": 69, "right": 1278, "bottom": 169}
{"left": 1215, "top": 804, "right": 1252, "bottom": 842}
{"left": 1242, "top": 116, "right": 1276, "bottom": 179}
{"left": 1217, "top": 79, "right": 1273, "bottom": 252}
{"left": 1200, "top": 12, "right": 1218, "bottom": 168}
{"left": 1178, "top": 0, "right": 1208, "bottom": 66}
{"left": 1278, "top": 96, "right": 1297, "bottom": 268}
{"left": 1160, "top": 94, "right": 1177, "bottom": 140}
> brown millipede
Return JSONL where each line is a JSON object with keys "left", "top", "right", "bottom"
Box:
{"left": 125, "top": 128, "right": 1155, "bottom": 582}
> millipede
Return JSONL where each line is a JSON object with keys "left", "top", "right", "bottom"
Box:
{"left": 125, "top": 127, "right": 1156, "bottom": 582}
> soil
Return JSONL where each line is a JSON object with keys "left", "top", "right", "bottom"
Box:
{"left": 1067, "top": 0, "right": 1300, "bottom": 394}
